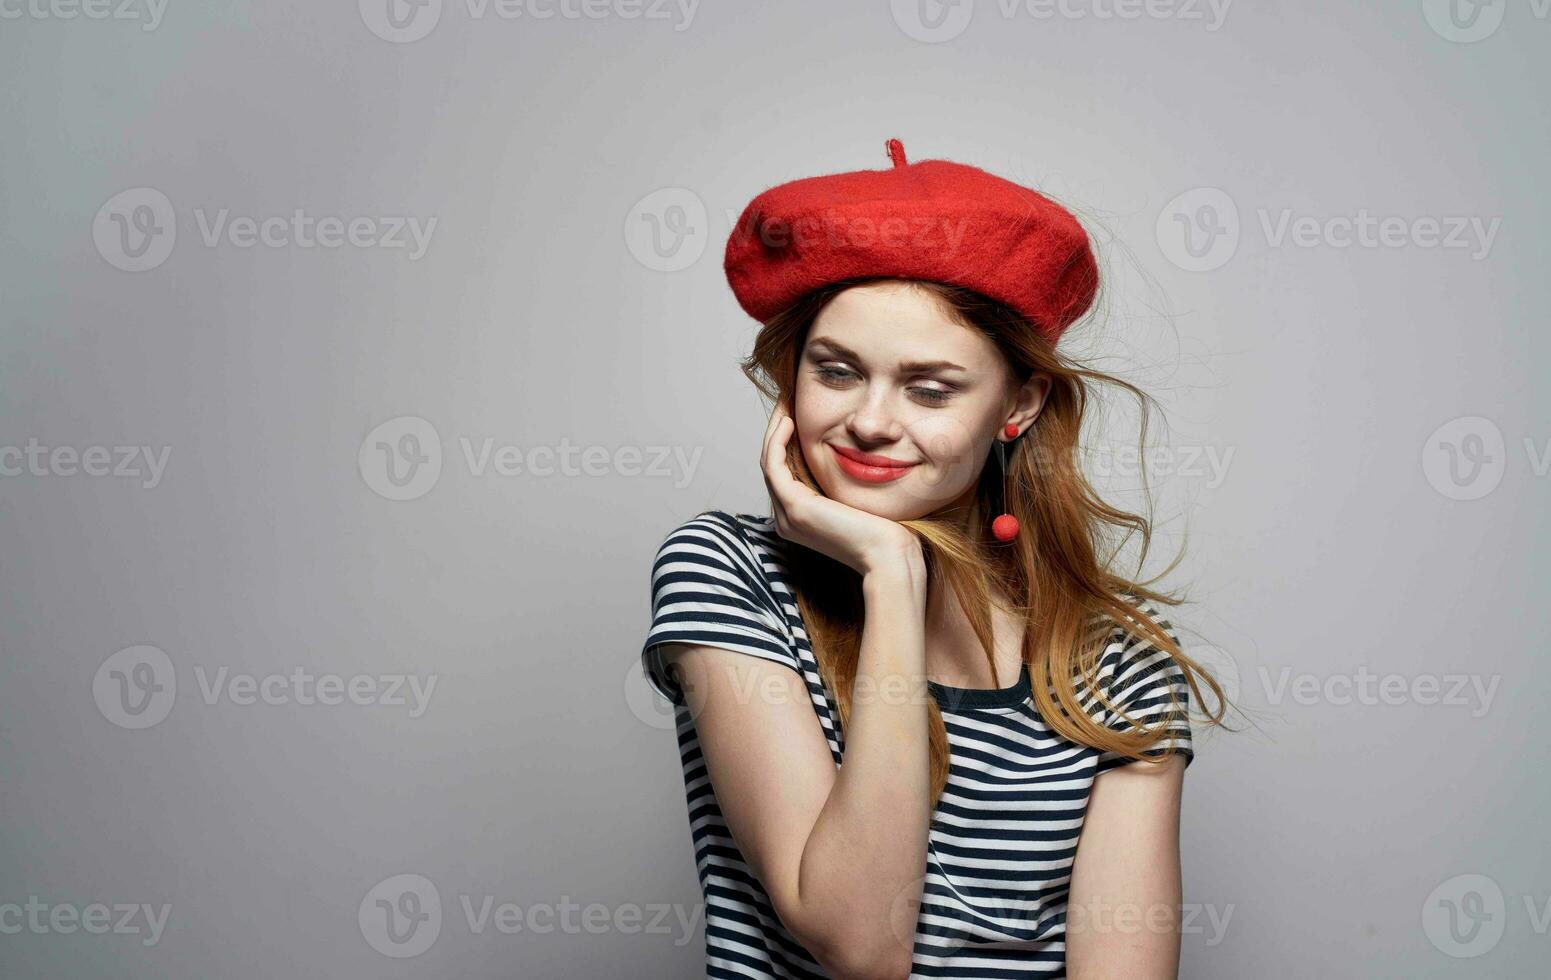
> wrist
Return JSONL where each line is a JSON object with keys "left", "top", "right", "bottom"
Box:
{"left": 860, "top": 539, "right": 927, "bottom": 591}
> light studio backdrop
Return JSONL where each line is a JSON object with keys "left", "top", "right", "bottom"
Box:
{"left": 1, "top": 2, "right": 1546, "bottom": 977}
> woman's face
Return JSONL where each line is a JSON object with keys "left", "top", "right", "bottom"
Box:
{"left": 793, "top": 281, "right": 1051, "bottom": 521}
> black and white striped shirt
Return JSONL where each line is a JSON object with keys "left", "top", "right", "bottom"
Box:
{"left": 640, "top": 510, "right": 1193, "bottom": 978}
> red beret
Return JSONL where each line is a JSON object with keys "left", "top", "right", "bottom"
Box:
{"left": 724, "top": 138, "right": 1099, "bottom": 343}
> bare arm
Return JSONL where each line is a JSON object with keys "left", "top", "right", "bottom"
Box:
{"left": 1064, "top": 753, "right": 1188, "bottom": 979}
{"left": 662, "top": 549, "right": 930, "bottom": 980}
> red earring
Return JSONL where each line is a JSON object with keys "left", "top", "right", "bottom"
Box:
{"left": 991, "top": 424, "right": 1020, "bottom": 542}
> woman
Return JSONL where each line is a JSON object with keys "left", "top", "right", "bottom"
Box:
{"left": 640, "top": 139, "right": 1228, "bottom": 979}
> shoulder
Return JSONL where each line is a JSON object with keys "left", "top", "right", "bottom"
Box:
{"left": 647, "top": 510, "right": 790, "bottom": 612}
{"left": 1098, "top": 591, "right": 1180, "bottom": 653}
{"left": 650, "top": 510, "right": 777, "bottom": 570}
{"left": 641, "top": 511, "right": 799, "bottom": 693}
{"left": 1091, "top": 593, "right": 1190, "bottom": 710}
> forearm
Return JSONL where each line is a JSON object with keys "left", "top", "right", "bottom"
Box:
{"left": 795, "top": 558, "right": 931, "bottom": 974}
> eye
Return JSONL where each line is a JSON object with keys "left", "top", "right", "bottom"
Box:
{"left": 812, "top": 366, "right": 957, "bottom": 406}
{"left": 910, "top": 386, "right": 953, "bottom": 405}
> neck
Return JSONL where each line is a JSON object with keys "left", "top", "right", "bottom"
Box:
{"left": 922, "top": 536, "right": 1024, "bottom": 689}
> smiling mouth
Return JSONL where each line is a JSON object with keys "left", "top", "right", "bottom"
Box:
{"left": 828, "top": 443, "right": 919, "bottom": 483}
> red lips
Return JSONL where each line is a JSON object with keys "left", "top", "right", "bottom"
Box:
{"left": 828, "top": 443, "right": 919, "bottom": 484}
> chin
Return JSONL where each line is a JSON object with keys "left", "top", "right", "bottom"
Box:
{"left": 830, "top": 488, "right": 912, "bottom": 519}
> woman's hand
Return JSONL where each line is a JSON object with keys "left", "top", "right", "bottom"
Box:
{"left": 761, "top": 398, "right": 923, "bottom": 577}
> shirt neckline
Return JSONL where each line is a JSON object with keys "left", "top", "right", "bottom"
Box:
{"left": 735, "top": 511, "right": 1034, "bottom": 712}
{"left": 928, "top": 663, "right": 1032, "bottom": 711}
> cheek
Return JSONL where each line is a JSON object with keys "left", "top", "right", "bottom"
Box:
{"left": 899, "top": 411, "right": 995, "bottom": 507}
{"left": 793, "top": 379, "right": 849, "bottom": 436}
{"left": 905, "top": 413, "right": 983, "bottom": 470}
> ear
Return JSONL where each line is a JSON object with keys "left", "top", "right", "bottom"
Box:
{"left": 1002, "top": 372, "right": 1052, "bottom": 439}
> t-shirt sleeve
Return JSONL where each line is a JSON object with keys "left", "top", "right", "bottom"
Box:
{"left": 1092, "top": 601, "right": 1195, "bottom": 774}
{"left": 640, "top": 511, "right": 800, "bottom": 707}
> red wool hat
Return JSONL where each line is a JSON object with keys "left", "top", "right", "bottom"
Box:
{"left": 724, "top": 138, "right": 1099, "bottom": 343}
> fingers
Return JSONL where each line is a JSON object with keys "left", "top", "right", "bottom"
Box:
{"left": 760, "top": 402, "right": 799, "bottom": 532}
{"left": 762, "top": 411, "right": 795, "bottom": 498}
{"left": 762, "top": 402, "right": 793, "bottom": 475}
{"left": 761, "top": 398, "right": 784, "bottom": 465}
{"left": 771, "top": 421, "right": 798, "bottom": 496}
{"left": 760, "top": 402, "right": 784, "bottom": 499}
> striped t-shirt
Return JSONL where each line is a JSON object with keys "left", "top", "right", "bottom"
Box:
{"left": 640, "top": 509, "right": 1193, "bottom": 978}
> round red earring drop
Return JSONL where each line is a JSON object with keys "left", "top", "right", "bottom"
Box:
{"left": 991, "top": 513, "right": 1020, "bottom": 542}
{"left": 991, "top": 425, "right": 1021, "bottom": 542}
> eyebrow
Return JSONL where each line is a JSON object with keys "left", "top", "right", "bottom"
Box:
{"left": 805, "top": 337, "right": 967, "bottom": 374}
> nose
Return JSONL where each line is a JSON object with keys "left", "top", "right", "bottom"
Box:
{"left": 845, "top": 387, "right": 905, "bottom": 446}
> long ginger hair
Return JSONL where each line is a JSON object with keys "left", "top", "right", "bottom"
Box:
{"left": 739, "top": 275, "right": 1230, "bottom": 809}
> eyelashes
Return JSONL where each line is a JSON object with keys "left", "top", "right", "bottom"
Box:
{"left": 811, "top": 366, "right": 955, "bottom": 405}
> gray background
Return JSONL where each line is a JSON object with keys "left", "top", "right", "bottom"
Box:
{"left": 2, "top": 1, "right": 1547, "bottom": 977}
